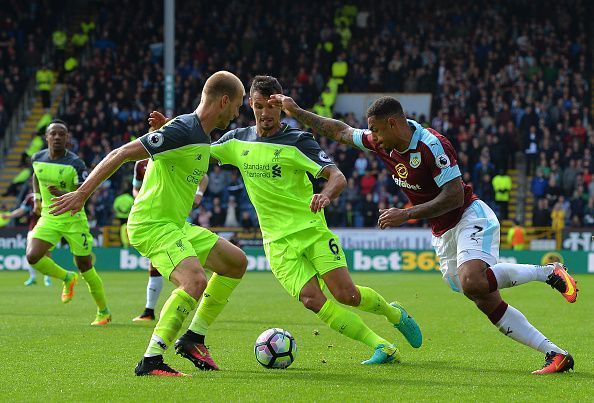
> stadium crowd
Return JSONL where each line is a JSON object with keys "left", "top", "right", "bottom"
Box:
{"left": 0, "top": 1, "right": 62, "bottom": 138}
{"left": 3, "top": 0, "right": 592, "bottom": 230}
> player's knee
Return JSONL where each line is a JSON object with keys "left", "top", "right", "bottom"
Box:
{"left": 459, "top": 271, "right": 487, "bottom": 299}
{"left": 300, "top": 293, "right": 325, "bottom": 313}
{"left": 26, "top": 249, "right": 42, "bottom": 265}
{"left": 229, "top": 251, "right": 248, "bottom": 278}
{"left": 183, "top": 271, "right": 208, "bottom": 300}
{"left": 332, "top": 286, "right": 360, "bottom": 306}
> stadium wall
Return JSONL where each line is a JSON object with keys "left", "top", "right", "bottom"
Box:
{"left": 0, "top": 247, "right": 590, "bottom": 274}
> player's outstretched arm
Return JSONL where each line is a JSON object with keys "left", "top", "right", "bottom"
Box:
{"left": 311, "top": 165, "right": 347, "bottom": 213}
{"left": 269, "top": 94, "right": 357, "bottom": 147}
{"left": 49, "top": 141, "right": 150, "bottom": 216}
{"left": 193, "top": 174, "right": 209, "bottom": 207}
{"left": 2, "top": 207, "right": 27, "bottom": 220}
{"left": 378, "top": 178, "right": 464, "bottom": 229}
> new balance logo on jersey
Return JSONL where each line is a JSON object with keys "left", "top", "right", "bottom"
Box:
{"left": 392, "top": 175, "right": 421, "bottom": 190}
{"left": 242, "top": 150, "right": 249, "bottom": 156}
{"left": 272, "top": 164, "right": 282, "bottom": 178}
{"left": 195, "top": 154, "right": 202, "bottom": 160}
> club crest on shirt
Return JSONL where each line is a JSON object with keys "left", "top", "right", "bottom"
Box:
{"left": 148, "top": 132, "right": 164, "bottom": 148}
{"left": 394, "top": 163, "right": 408, "bottom": 178}
{"left": 435, "top": 153, "right": 450, "bottom": 169}
{"left": 409, "top": 152, "right": 421, "bottom": 168}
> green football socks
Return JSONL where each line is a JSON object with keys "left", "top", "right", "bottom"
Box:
{"left": 81, "top": 267, "right": 108, "bottom": 311}
{"left": 317, "top": 299, "right": 388, "bottom": 349}
{"left": 188, "top": 274, "right": 241, "bottom": 336}
{"left": 146, "top": 289, "right": 197, "bottom": 357}
{"left": 31, "top": 256, "right": 68, "bottom": 280}
{"left": 356, "top": 285, "right": 402, "bottom": 324}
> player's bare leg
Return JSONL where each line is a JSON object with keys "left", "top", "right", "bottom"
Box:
{"left": 175, "top": 239, "right": 247, "bottom": 371}
{"left": 299, "top": 275, "right": 399, "bottom": 364}
{"left": 459, "top": 259, "right": 574, "bottom": 374}
{"left": 323, "top": 267, "right": 422, "bottom": 348}
{"left": 26, "top": 238, "right": 77, "bottom": 302}
{"left": 133, "top": 263, "right": 163, "bottom": 321}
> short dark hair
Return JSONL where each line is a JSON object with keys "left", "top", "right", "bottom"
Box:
{"left": 367, "top": 96, "right": 405, "bottom": 119}
{"left": 47, "top": 119, "right": 69, "bottom": 132}
{"left": 250, "top": 75, "right": 283, "bottom": 97}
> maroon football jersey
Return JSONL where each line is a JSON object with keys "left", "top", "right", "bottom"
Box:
{"left": 354, "top": 120, "right": 477, "bottom": 236}
{"left": 20, "top": 193, "right": 39, "bottom": 230}
{"left": 132, "top": 159, "right": 149, "bottom": 188}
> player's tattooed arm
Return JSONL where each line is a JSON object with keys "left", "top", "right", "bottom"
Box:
{"left": 407, "top": 178, "right": 465, "bottom": 220}
{"left": 378, "top": 178, "right": 464, "bottom": 229}
{"left": 269, "top": 94, "right": 356, "bottom": 147}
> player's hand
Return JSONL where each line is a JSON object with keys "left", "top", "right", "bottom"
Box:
{"left": 47, "top": 185, "right": 64, "bottom": 197}
{"left": 148, "top": 111, "right": 169, "bottom": 131}
{"left": 310, "top": 193, "right": 330, "bottom": 213}
{"left": 49, "top": 190, "right": 85, "bottom": 216}
{"left": 378, "top": 208, "right": 410, "bottom": 229}
{"left": 268, "top": 94, "right": 298, "bottom": 116}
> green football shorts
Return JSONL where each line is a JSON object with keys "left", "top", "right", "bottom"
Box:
{"left": 128, "top": 221, "right": 219, "bottom": 279}
{"left": 30, "top": 216, "right": 92, "bottom": 256}
{"left": 263, "top": 226, "right": 347, "bottom": 299}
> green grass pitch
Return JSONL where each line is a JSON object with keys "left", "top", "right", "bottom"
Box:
{"left": 1, "top": 271, "right": 592, "bottom": 401}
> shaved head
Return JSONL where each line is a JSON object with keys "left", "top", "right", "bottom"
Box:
{"left": 203, "top": 71, "right": 245, "bottom": 101}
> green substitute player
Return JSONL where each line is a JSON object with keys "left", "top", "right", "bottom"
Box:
{"left": 26, "top": 120, "right": 110, "bottom": 325}
{"left": 205, "top": 76, "right": 422, "bottom": 364}
{"left": 50, "top": 71, "right": 248, "bottom": 377}
{"left": 112, "top": 185, "right": 135, "bottom": 247}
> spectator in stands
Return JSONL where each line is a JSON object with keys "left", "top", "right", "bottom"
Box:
{"left": 209, "top": 197, "right": 226, "bottom": 227}
{"left": 240, "top": 211, "right": 254, "bottom": 230}
{"left": 583, "top": 197, "right": 594, "bottom": 227}
{"left": 531, "top": 169, "right": 547, "bottom": 200}
{"left": 359, "top": 170, "right": 376, "bottom": 196}
{"left": 361, "top": 193, "right": 378, "bottom": 227}
{"left": 561, "top": 159, "right": 579, "bottom": 197}
{"left": 532, "top": 198, "right": 552, "bottom": 227}
{"left": 544, "top": 175, "right": 563, "bottom": 207}
{"left": 551, "top": 201, "right": 565, "bottom": 233}
{"left": 507, "top": 220, "right": 526, "bottom": 250}
{"left": 224, "top": 196, "right": 240, "bottom": 227}
{"left": 492, "top": 169, "right": 512, "bottom": 220}
{"left": 207, "top": 165, "right": 230, "bottom": 199}
{"left": 325, "top": 198, "right": 346, "bottom": 227}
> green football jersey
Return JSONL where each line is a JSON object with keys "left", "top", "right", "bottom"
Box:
{"left": 129, "top": 113, "right": 210, "bottom": 227}
{"left": 32, "top": 149, "right": 88, "bottom": 222}
{"left": 211, "top": 124, "right": 335, "bottom": 243}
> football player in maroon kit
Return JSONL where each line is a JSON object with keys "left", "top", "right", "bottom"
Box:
{"left": 2, "top": 190, "right": 52, "bottom": 286}
{"left": 269, "top": 94, "right": 577, "bottom": 374}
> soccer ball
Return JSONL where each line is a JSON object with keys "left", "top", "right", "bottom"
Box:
{"left": 254, "top": 328, "right": 297, "bottom": 369}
